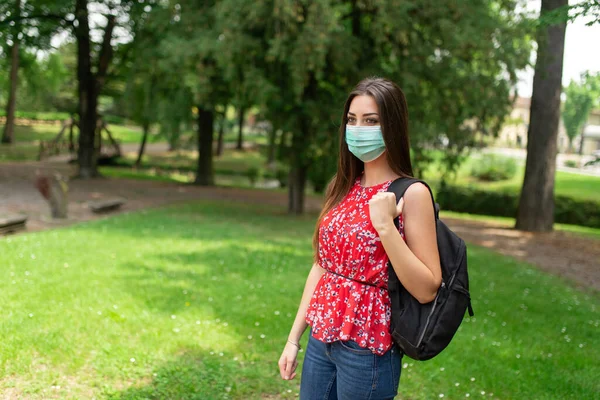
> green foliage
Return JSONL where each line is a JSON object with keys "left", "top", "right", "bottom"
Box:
{"left": 246, "top": 165, "right": 262, "bottom": 185}
{"left": 470, "top": 154, "right": 517, "bottom": 182}
{"left": 437, "top": 184, "right": 600, "bottom": 228}
{"left": 563, "top": 160, "right": 578, "bottom": 168}
{"left": 563, "top": 72, "right": 600, "bottom": 149}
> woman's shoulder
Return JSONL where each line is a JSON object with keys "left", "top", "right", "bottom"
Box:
{"left": 404, "top": 182, "right": 434, "bottom": 211}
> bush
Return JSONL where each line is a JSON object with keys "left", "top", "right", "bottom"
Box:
{"left": 470, "top": 154, "right": 517, "bottom": 182}
{"left": 563, "top": 160, "right": 578, "bottom": 168}
{"left": 246, "top": 166, "right": 262, "bottom": 186}
{"left": 436, "top": 183, "right": 600, "bottom": 229}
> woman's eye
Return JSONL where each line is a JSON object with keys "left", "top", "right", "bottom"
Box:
{"left": 366, "top": 118, "right": 379, "bottom": 124}
{"left": 347, "top": 117, "right": 356, "bottom": 123}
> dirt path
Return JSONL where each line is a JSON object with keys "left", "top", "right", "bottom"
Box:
{"left": 1, "top": 160, "right": 598, "bottom": 292}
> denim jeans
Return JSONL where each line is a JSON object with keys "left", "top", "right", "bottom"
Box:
{"left": 299, "top": 329, "right": 403, "bottom": 400}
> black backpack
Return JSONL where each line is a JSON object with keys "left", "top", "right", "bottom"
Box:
{"left": 386, "top": 178, "right": 474, "bottom": 361}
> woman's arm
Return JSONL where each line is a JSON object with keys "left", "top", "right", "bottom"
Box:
{"left": 370, "top": 183, "right": 442, "bottom": 304}
{"left": 287, "top": 262, "right": 326, "bottom": 343}
{"left": 279, "top": 262, "right": 325, "bottom": 380}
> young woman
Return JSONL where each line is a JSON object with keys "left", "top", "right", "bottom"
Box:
{"left": 278, "top": 77, "right": 442, "bottom": 399}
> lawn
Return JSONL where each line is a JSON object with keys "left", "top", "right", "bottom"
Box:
{"left": 0, "top": 123, "right": 161, "bottom": 146}
{"left": 0, "top": 201, "right": 598, "bottom": 399}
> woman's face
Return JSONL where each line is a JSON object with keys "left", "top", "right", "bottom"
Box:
{"left": 347, "top": 95, "right": 380, "bottom": 127}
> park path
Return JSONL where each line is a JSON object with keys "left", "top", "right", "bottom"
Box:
{"left": 0, "top": 160, "right": 598, "bottom": 292}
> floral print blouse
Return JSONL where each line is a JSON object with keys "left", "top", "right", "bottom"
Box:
{"left": 305, "top": 175, "right": 405, "bottom": 355}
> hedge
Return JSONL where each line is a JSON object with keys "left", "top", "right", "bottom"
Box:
{"left": 436, "top": 184, "right": 600, "bottom": 229}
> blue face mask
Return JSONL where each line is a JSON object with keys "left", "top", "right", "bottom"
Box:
{"left": 345, "top": 125, "right": 386, "bottom": 162}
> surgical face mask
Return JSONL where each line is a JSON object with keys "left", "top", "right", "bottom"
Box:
{"left": 345, "top": 125, "right": 386, "bottom": 162}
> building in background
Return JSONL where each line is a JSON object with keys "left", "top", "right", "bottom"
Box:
{"left": 496, "top": 97, "right": 600, "bottom": 155}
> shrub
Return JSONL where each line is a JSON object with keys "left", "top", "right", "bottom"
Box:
{"left": 470, "top": 154, "right": 517, "bottom": 182}
{"left": 246, "top": 166, "right": 262, "bottom": 186}
{"left": 436, "top": 183, "right": 600, "bottom": 228}
{"left": 563, "top": 160, "right": 578, "bottom": 168}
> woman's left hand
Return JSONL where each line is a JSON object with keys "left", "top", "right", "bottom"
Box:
{"left": 369, "top": 193, "right": 404, "bottom": 233}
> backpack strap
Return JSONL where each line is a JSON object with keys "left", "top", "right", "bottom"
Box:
{"left": 387, "top": 177, "right": 439, "bottom": 222}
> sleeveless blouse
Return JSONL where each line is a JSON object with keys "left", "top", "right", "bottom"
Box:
{"left": 305, "top": 175, "right": 405, "bottom": 355}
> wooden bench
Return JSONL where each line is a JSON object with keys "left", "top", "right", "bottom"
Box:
{"left": 0, "top": 215, "right": 28, "bottom": 235}
{"left": 88, "top": 198, "right": 127, "bottom": 214}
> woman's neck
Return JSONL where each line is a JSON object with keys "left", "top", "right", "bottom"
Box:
{"left": 362, "top": 154, "right": 399, "bottom": 186}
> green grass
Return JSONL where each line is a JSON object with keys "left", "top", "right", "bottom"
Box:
{"left": 0, "top": 201, "right": 598, "bottom": 399}
{"left": 440, "top": 210, "right": 600, "bottom": 240}
{"left": 0, "top": 123, "right": 161, "bottom": 145}
{"left": 0, "top": 142, "right": 39, "bottom": 161}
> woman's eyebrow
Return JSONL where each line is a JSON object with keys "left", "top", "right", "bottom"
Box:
{"left": 347, "top": 112, "right": 379, "bottom": 116}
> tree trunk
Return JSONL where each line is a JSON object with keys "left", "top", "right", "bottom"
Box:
{"left": 136, "top": 122, "right": 149, "bottom": 167}
{"left": 236, "top": 106, "right": 245, "bottom": 150}
{"left": 288, "top": 161, "right": 308, "bottom": 215}
{"left": 1, "top": 0, "right": 22, "bottom": 145}
{"left": 75, "top": 0, "right": 98, "bottom": 178}
{"left": 194, "top": 107, "right": 215, "bottom": 186}
{"left": 216, "top": 112, "right": 225, "bottom": 157}
{"left": 578, "top": 125, "right": 586, "bottom": 155}
{"left": 515, "top": 0, "right": 567, "bottom": 232}
{"left": 288, "top": 114, "right": 311, "bottom": 214}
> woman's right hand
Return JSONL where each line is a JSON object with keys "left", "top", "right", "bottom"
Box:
{"left": 278, "top": 342, "right": 300, "bottom": 380}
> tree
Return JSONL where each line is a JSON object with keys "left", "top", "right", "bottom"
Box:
{"left": 1, "top": 0, "right": 22, "bottom": 144}
{"left": 515, "top": 0, "right": 568, "bottom": 232}
{"left": 563, "top": 72, "right": 600, "bottom": 153}
{"left": 155, "top": 0, "right": 231, "bottom": 186}
{"left": 0, "top": 0, "right": 64, "bottom": 144}
{"left": 219, "top": 0, "right": 534, "bottom": 214}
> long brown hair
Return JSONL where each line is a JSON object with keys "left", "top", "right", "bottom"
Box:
{"left": 312, "top": 77, "right": 414, "bottom": 261}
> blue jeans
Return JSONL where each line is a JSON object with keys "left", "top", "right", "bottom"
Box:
{"left": 299, "top": 329, "right": 403, "bottom": 400}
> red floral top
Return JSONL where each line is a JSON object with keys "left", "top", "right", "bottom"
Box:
{"left": 305, "top": 175, "right": 405, "bottom": 355}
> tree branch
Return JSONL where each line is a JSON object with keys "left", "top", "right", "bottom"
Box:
{"left": 0, "top": 14, "right": 74, "bottom": 27}
{"left": 95, "top": 14, "right": 116, "bottom": 95}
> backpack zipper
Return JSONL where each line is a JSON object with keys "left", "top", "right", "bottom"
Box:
{"left": 416, "top": 273, "right": 456, "bottom": 347}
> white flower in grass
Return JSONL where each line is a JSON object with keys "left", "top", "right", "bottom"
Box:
{"left": 470, "top": 377, "right": 476, "bottom": 382}
{"left": 465, "top": 394, "right": 470, "bottom": 398}
{"left": 403, "top": 363, "right": 409, "bottom": 369}
{"left": 130, "top": 358, "right": 136, "bottom": 363}
{"left": 260, "top": 334, "right": 266, "bottom": 339}
{"left": 439, "top": 394, "right": 444, "bottom": 398}
{"left": 516, "top": 354, "right": 521, "bottom": 359}
{"left": 248, "top": 335, "right": 253, "bottom": 339}
{"left": 255, "top": 322, "right": 260, "bottom": 326}
{"left": 440, "top": 367, "right": 445, "bottom": 371}
{"left": 455, "top": 383, "right": 460, "bottom": 387}
{"left": 274, "top": 310, "right": 280, "bottom": 315}
{"left": 171, "top": 315, "right": 176, "bottom": 319}
{"left": 29, "top": 313, "right": 34, "bottom": 318}
{"left": 481, "top": 391, "right": 486, "bottom": 395}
